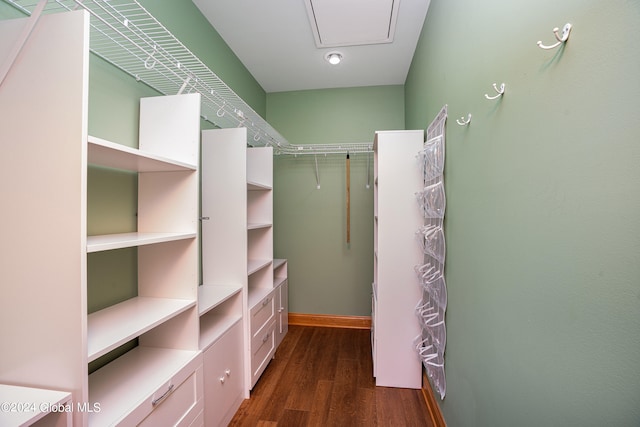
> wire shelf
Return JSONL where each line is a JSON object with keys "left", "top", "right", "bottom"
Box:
{"left": 3, "top": 0, "right": 372, "bottom": 155}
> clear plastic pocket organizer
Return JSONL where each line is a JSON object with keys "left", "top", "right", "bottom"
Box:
{"left": 414, "top": 334, "right": 446, "bottom": 399}
{"left": 415, "top": 263, "right": 447, "bottom": 310}
{"left": 416, "top": 224, "right": 446, "bottom": 263}
{"left": 414, "top": 118, "right": 447, "bottom": 400}
{"left": 416, "top": 180, "right": 446, "bottom": 218}
{"left": 417, "top": 135, "right": 445, "bottom": 182}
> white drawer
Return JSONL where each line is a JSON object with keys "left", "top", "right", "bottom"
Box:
{"left": 250, "top": 320, "right": 276, "bottom": 387}
{"left": 250, "top": 291, "right": 275, "bottom": 337}
{"left": 203, "top": 321, "right": 244, "bottom": 427}
{"left": 135, "top": 355, "right": 203, "bottom": 427}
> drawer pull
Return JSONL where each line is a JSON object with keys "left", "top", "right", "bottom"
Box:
{"left": 262, "top": 297, "right": 270, "bottom": 307}
{"left": 152, "top": 383, "right": 174, "bottom": 407}
{"left": 262, "top": 332, "right": 270, "bottom": 343}
{"left": 225, "top": 369, "right": 231, "bottom": 377}
{"left": 219, "top": 376, "right": 225, "bottom": 384}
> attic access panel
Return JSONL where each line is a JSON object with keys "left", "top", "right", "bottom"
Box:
{"left": 305, "top": 0, "right": 399, "bottom": 48}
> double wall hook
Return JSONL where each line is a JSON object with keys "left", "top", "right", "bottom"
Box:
{"left": 537, "top": 23, "right": 572, "bottom": 50}
{"left": 484, "top": 83, "right": 505, "bottom": 100}
{"left": 456, "top": 114, "right": 472, "bottom": 126}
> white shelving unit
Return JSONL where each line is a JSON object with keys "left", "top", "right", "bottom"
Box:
{"left": 86, "top": 92, "right": 202, "bottom": 426}
{"left": 200, "top": 128, "right": 249, "bottom": 426}
{"left": 372, "top": 130, "right": 424, "bottom": 389}
{"left": 199, "top": 130, "right": 287, "bottom": 421}
{"left": 0, "top": 10, "right": 203, "bottom": 426}
{"left": 246, "top": 147, "right": 280, "bottom": 389}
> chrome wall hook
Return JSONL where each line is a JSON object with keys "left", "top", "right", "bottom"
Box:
{"left": 484, "top": 83, "right": 505, "bottom": 100}
{"left": 456, "top": 113, "right": 472, "bottom": 126}
{"left": 537, "top": 23, "right": 572, "bottom": 50}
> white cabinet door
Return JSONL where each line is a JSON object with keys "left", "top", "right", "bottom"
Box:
{"left": 203, "top": 321, "right": 244, "bottom": 427}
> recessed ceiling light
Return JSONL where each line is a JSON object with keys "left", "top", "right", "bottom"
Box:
{"left": 325, "top": 52, "right": 342, "bottom": 65}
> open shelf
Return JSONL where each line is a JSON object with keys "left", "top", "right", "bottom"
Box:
{"left": 88, "top": 297, "right": 196, "bottom": 362}
{"left": 248, "top": 259, "right": 272, "bottom": 275}
{"left": 0, "top": 384, "right": 72, "bottom": 427}
{"left": 247, "top": 181, "right": 272, "bottom": 191}
{"left": 89, "top": 347, "right": 200, "bottom": 427}
{"left": 198, "top": 284, "right": 242, "bottom": 316}
{"left": 248, "top": 222, "right": 272, "bottom": 230}
{"left": 88, "top": 135, "right": 197, "bottom": 171}
{"left": 87, "top": 232, "right": 197, "bottom": 253}
{"left": 200, "top": 314, "right": 242, "bottom": 350}
{"left": 248, "top": 287, "right": 274, "bottom": 310}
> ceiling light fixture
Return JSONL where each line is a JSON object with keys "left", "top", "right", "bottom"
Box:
{"left": 325, "top": 52, "right": 342, "bottom": 65}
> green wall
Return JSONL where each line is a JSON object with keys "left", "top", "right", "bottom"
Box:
{"left": 405, "top": 0, "right": 640, "bottom": 425}
{"left": 267, "top": 86, "right": 404, "bottom": 315}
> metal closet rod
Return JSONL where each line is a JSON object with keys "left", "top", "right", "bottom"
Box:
{"left": 3, "top": 0, "right": 371, "bottom": 157}
{"left": 274, "top": 144, "right": 373, "bottom": 156}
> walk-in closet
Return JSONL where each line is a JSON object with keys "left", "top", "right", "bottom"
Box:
{"left": 1, "top": 0, "right": 638, "bottom": 426}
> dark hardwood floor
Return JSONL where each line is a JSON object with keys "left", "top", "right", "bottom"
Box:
{"left": 229, "top": 325, "right": 434, "bottom": 427}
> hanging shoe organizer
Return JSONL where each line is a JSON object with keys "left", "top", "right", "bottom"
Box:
{"left": 414, "top": 104, "right": 448, "bottom": 400}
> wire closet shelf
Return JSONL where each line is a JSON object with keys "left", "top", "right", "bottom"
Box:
{"left": 4, "top": 0, "right": 372, "bottom": 155}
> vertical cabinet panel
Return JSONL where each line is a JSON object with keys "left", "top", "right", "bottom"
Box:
{"left": 372, "top": 130, "right": 423, "bottom": 389}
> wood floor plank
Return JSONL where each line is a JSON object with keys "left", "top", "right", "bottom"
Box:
{"left": 228, "top": 325, "right": 434, "bottom": 427}
{"left": 307, "top": 380, "right": 333, "bottom": 427}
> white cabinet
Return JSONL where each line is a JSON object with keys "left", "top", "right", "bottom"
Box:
{"left": 248, "top": 287, "right": 276, "bottom": 387}
{"left": 202, "top": 321, "right": 244, "bottom": 427}
{"left": 372, "top": 130, "right": 424, "bottom": 389}
{"left": 200, "top": 128, "right": 249, "bottom": 423}
{"left": 0, "top": 11, "right": 202, "bottom": 426}
{"left": 274, "top": 259, "right": 289, "bottom": 348}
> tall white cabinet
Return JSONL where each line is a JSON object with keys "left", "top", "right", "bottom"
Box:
{"left": 200, "top": 128, "right": 248, "bottom": 427}
{"left": 372, "top": 130, "right": 424, "bottom": 389}
{"left": 201, "top": 133, "right": 287, "bottom": 400}
{"left": 1, "top": 11, "right": 203, "bottom": 427}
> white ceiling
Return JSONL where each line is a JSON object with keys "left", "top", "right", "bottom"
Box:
{"left": 191, "top": 0, "right": 431, "bottom": 93}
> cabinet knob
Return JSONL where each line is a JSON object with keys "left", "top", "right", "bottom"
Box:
{"left": 263, "top": 332, "right": 270, "bottom": 343}
{"left": 262, "top": 298, "right": 270, "bottom": 307}
{"left": 225, "top": 369, "right": 231, "bottom": 377}
{"left": 219, "top": 376, "right": 225, "bottom": 384}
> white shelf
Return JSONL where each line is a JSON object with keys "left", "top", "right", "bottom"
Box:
{"left": 200, "top": 315, "right": 242, "bottom": 351}
{"left": 248, "top": 222, "right": 272, "bottom": 230}
{"left": 88, "top": 135, "right": 197, "bottom": 171}
{"left": 248, "top": 259, "right": 272, "bottom": 275}
{"left": 0, "top": 384, "right": 72, "bottom": 427}
{"left": 87, "top": 232, "right": 197, "bottom": 253}
{"left": 89, "top": 347, "right": 199, "bottom": 427}
{"left": 274, "top": 276, "right": 287, "bottom": 288}
{"left": 198, "top": 284, "right": 242, "bottom": 316}
{"left": 247, "top": 181, "right": 272, "bottom": 191}
{"left": 273, "top": 259, "right": 287, "bottom": 269}
{"left": 88, "top": 297, "right": 196, "bottom": 362}
{"left": 248, "top": 287, "right": 274, "bottom": 310}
